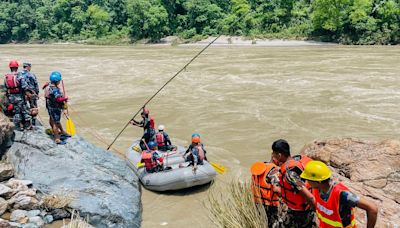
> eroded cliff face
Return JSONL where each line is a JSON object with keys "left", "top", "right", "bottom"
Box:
{"left": 0, "top": 112, "right": 14, "bottom": 154}
{"left": 301, "top": 138, "right": 400, "bottom": 227}
{"left": 4, "top": 127, "right": 142, "bottom": 228}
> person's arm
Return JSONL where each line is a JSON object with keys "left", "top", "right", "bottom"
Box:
{"left": 164, "top": 133, "right": 171, "bottom": 145}
{"left": 54, "top": 88, "right": 68, "bottom": 103}
{"left": 357, "top": 197, "right": 378, "bottom": 228}
{"left": 286, "top": 169, "right": 315, "bottom": 210}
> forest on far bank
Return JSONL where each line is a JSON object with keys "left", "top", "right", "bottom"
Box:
{"left": 0, "top": 0, "right": 399, "bottom": 45}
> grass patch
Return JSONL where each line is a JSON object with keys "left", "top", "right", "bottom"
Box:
{"left": 205, "top": 178, "right": 268, "bottom": 228}
{"left": 42, "top": 192, "right": 75, "bottom": 210}
{"left": 63, "top": 210, "right": 93, "bottom": 228}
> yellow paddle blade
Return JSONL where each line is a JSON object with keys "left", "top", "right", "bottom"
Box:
{"left": 211, "top": 162, "right": 226, "bottom": 174}
{"left": 137, "top": 162, "right": 144, "bottom": 168}
{"left": 66, "top": 117, "right": 76, "bottom": 136}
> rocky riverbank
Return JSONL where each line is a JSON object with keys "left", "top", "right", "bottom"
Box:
{"left": 302, "top": 138, "right": 400, "bottom": 227}
{"left": 0, "top": 112, "right": 141, "bottom": 228}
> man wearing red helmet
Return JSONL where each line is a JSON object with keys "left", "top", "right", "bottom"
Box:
{"left": 130, "top": 107, "right": 156, "bottom": 150}
{"left": 4, "top": 60, "right": 32, "bottom": 130}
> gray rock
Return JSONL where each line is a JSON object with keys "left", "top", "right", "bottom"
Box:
{"left": 0, "top": 218, "right": 12, "bottom": 228}
{"left": 10, "top": 210, "right": 28, "bottom": 222}
{"left": 6, "top": 179, "right": 32, "bottom": 189}
{"left": 6, "top": 127, "right": 141, "bottom": 228}
{"left": 8, "top": 222, "right": 22, "bottom": 228}
{"left": 27, "top": 217, "right": 43, "bottom": 227}
{"left": 26, "top": 210, "right": 40, "bottom": 218}
{"left": 0, "top": 184, "right": 13, "bottom": 199}
{"left": 0, "top": 162, "right": 14, "bottom": 182}
{"left": 0, "top": 112, "right": 14, "bottom": 156}
{"left": 43, "top": 215, "right": 53, "bottom": 224}
{"left": 9, "top": 194, "right": 39, "bottom": 210}
{"left": 0, "top": 197, "right": 8, "bottom": 215}
{"left": 21, "top": 224, "right": 38, "bottom": 228}
{"left": 49, "top": 209, "right": 70, "bottom": 220}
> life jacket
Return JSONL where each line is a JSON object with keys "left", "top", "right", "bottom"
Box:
{"left": 251, "top": 162, "right": 280, "bottom": 207}
{"left": 4, "top": 73, "right": 20, "bottom": 94}
{"left": 150, "top": 116, "right": 155, "bottom": 129}
{"left": 279, "top": 154, "right": 312, "bottom": 211}
{"left": 45, "top": 84, "right": 63, "bottom": 109}
{"left": 313, "top": 182, "right": 356, "bottom": 228}
{"left": 43, "top": 82, "right": 51, "bottom": 99}
{"left": 155, "top": 132, "right": 165, "bottom": 147}
{"left": 193, "top": 144, "right": 205, "bottom": 161}
{"left": 141, "top": 150, "right": 158, "bottom": 170}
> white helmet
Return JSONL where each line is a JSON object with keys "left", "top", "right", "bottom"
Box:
{"left": 158, "top": 125, "right": 165, "bottom": 131}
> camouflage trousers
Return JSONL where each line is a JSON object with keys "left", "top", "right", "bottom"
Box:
{"left": 282, "top": 209, "right": 316, "bottom": 228}
{"left": 9, "top": 94, "right": 31, "bottom": 128}
{"left": 263, "top": 205, "right": 280, "bottom": 228}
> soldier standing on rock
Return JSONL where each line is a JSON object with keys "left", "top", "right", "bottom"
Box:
{"left": 301, "top": 160, "right": 378, "bottom": 228}
{"left": 4, "top": 60, "right": 32, "bottom": 130}
{"left": 20, "top": 63, "right": 39, "bottom": 125}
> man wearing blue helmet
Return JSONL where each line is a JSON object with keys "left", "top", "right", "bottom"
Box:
{"left": 141, "top": 141, "right": 164, "bottom": 173}
{"left": 45, "top": 71, "right": 70, "bottom": 145}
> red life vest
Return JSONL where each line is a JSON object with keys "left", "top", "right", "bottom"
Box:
{"left": 279, "top": 155, "right": 312, "bottom": 211}
{"left": 251, "top": 162, "right": 280, "bottom": 207}
{"left": 141, "top": 150, "right": 158, "bottom": 170}
{"left": 155, "top": 132, "right": 165, "bottom": 147}
{"left": 4, "top": 73, "right": 20, "bottom": 94}
{"left": 150, "top": 116, "right": 155, "bottom": 129}
{"left": 313, "top": 182, "right": 356, "bottom": 228}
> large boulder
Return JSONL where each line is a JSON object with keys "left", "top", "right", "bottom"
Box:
{"left": 6, "top": 127, "right": 141, "bottom": 228}
{"left": 301, "top": 138, "right": 400, "bottom": 227}
{"left": 0, "top": 112, "right": 14, "bottom": 154}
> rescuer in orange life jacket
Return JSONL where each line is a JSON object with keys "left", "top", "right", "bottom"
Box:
{"left": 300, "top": 160, "right": 378, "bottom": 228}
{"left": 141, "top": 141, "right": 164, "bottom": 173}
{"left": 250, "top": 160, "right": 281, "bottom": 228}
{"left": 271, "top": 139, "right": 316, "bottom": 228}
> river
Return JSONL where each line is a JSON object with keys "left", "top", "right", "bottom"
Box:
{"left": 1, "top": 44, "right": 399, "bottom": 227}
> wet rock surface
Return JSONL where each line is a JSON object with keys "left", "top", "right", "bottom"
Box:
{"left": 4, "top": 127, "right": 141, "bottom": 228}
{"left": 301, "top": 138, "right": 400, "bottom": 227}
{"left": 0, "top": 112, "right": 14, "bottom": 155}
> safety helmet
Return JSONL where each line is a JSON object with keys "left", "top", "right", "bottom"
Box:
{"left": 192, "top": 136, "right": 200, "bottom": 143}
{"left": 191, "top": 133, "right": 200, "bottom": 138}
{"left": 49, "top": 71, "right": 62, "bottom": 82}
{"left": 8, "top": 60, "right": 19, "bottom": 68}
{"left": 142, "top": 108, "right": 150, "bottom": 115}
{"left": 300, "top": 160, "right": 331, "bottom": 182}
{"left": 148, "top": 141, "right": 157, "bottom": 150}
{"left": 158, "top": 125, "right": 165, "bottom": 131}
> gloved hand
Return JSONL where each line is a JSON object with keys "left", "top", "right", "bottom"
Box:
{"left": 7, "top": 104, "right": 13, "bottom": 111}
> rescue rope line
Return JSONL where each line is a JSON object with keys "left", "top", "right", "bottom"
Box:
{"left": 106, "top": 35, "right": 222, "bottom": 150}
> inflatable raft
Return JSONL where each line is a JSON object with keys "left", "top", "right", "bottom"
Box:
{"left": 126, "top": 140, "right": 216, "bottom": 191}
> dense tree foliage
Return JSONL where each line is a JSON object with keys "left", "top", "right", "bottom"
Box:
{"left": 0, "top": 0, "right": 398, "bottom": 44}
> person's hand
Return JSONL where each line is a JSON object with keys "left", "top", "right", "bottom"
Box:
{"left": 192, "top": 165, "right": 197, "bottom": 172}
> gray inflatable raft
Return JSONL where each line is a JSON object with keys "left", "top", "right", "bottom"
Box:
{"left": 126, "top": 140, "right": 217, "bottom": 191}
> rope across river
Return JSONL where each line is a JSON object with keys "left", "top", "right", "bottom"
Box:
{"left": 106, "top": 35, "right": 221, "bottom": 151}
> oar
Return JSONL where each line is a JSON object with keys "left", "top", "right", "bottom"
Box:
{"left": 210, "top": 162, "right": 226, "bottom": 174}
{"left": 61, "top": 80, "right": 76, "bottom": 136}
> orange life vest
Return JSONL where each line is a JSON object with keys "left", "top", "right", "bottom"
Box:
{"left": 314, "top": 182, "right": 356, "bottom": 228}
{"left": 251, "top": 162, "right": 280, "bottom": 207}
{"left": 4, "top": 73, "right": 20, "bottom": 94}
{"left": 279, "top": 155, "right": 312, "bottom": 211}
{"left": 141, "top": 150, "right": 157, "bottom": 170}
{"left": 155, "top": 132, "right": 165, "bottom": 147}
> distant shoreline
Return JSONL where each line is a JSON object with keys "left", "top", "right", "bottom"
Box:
{"left": 0, "top": 35, "right": 338, "bottom": 47}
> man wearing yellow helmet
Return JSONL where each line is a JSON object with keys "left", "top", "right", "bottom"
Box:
{"left": 301, "top": 161, "right": 378, "bottom": 228}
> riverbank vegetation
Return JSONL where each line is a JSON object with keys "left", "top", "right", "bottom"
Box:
{"left": 0, "top": 0, "right": 398, "bottom": 45}
{"left": 206, "top": 179, "right": 268, "bottom": 227}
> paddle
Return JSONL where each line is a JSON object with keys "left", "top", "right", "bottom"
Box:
{"left": 61, "top": 80, "right": 76, "bottom": 136}
{"left": 210, "top": 162, "right": 226, "bottom": 174}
